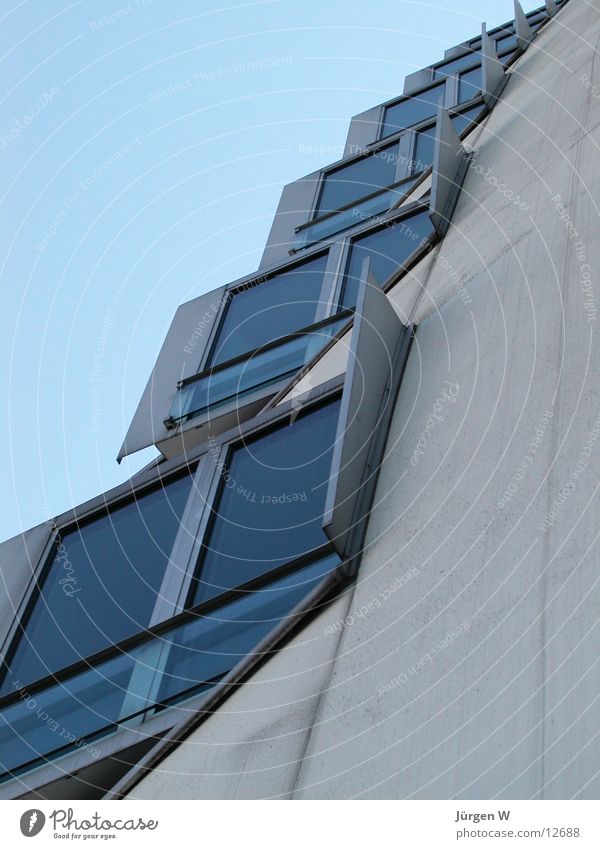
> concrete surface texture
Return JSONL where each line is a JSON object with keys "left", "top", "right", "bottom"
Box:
{"left": 128, "top": 0, "right": 600, "bottom": 799}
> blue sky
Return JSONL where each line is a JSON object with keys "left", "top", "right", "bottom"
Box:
{"left": 1, "top": 0, "right": 544, "bottom": 541}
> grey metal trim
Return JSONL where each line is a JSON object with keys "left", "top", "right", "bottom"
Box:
{"left": 149, "top": 458, "right": 212, "bottom": 625}
{"left": 481, "top": 22, "right": 507, "bottom": 107}
{"left": 323, "top": 261, "right": 407, "bottom": 561}
{"left": 514, "top": 0, "right": 533, "bottom": 51}
{"left": 545, "top": 0, "right": 558, "bottom": 15}
{"left": 395, "top": 131, "right": 414, "bottom": 182}
{"left": 0, "top": 527, "right": 55, "bottom": 671}
{"left": 172, "top": 445, "right": 223, "bottom": 611}
{"left": 429, "top": 105, "right": 469, "bottom": 237}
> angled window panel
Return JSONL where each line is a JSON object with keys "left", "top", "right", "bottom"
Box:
{"left": 323, "top": 263, "right": 410, "bottom": 562}
{"left": 480, "top": 22, "right": 506, "bottom": 107}
{"left": 428, "top": 105, "right": 469, "bottom": 236}
{"left": 514, "top": 0, "right": 534, "bottom": 51}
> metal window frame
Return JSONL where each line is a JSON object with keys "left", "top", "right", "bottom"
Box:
{"left": 0, "top": 381, "right": 346, "bottom": 706}
{"left": 323, "top": 261, "right": 414, "bottom": 565}
{"left": 309, "top": 137, "right": 406, "bottom": 223}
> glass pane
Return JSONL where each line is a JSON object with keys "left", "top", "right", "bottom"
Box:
{"left": 433, "top": 53, "right": 479, "bottom": 78}
{"left": 210, "top": 254, "right": 328, "bottom": 366}
{"left": 189, "top": 398, "right": 341, "bottom": 605}
{"left": 458, "top": 66, "right": 482, "bottom": 103}
{"left": 172, "top": 316, "right": 349, "bottom": 425}
{"left": 292, "top": 179, "right": 417, "bottom": 251}
{"left": 338, "top": 210, "right": 434, "bottom": 310}
{"left": 157, "top": 553, "right": 339, "bottom": 705}
{"left": 0, "top": 555, "right": 339, "bottom": 781}
{"left": 1, "top": 474, "right": 194, "bottom": 696}
{"left": 496, "top": 33, "right": 517, "bottom": 52}
{"left": 414, "top": 126, "right": 436, "bottom": 173}
{"left": 316, "top": 143, "right": 400, "bottom": 215}
{"left": 381, "top": 82, "right": 445, "bottom": 139}
{"left": 451, "top": 104, "right": 485, "bottom": 136}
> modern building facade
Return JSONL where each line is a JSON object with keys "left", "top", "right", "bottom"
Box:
{"left": 2, "top": 0, "right": 599, "bottom": 800}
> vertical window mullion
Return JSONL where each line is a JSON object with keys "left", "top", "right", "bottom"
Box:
{"left": 149, "top": 457, "right": 216, "bottom": 625}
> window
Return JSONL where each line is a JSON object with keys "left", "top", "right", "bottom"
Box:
{"left": 338, "top": 210, "right": 434, "bottom": 310}
{"left": 170, "top": 314, "right": 350, "bottom": 425}
{"left": 0, "top": 473, "right": 194, "bottom": 697}
{"left": 458, "top": 66, "right": 482, "bottom": 103}
{"left": 0, "top": 553, "right": 339, "bottom": 781}
{"left": 414, "top": 126, "right": 436, "bottom": 173}
{"left": 209, "top": 253, "right": 329, "bottom": 367}
{"left": 433, "top": 53, "right": 479, "bottom": 78}
{"left": 189, "top": 397, "right": 341, "bottom": 605}
{"left": 496, "top": 32, "right": 517, "bottom": 53}
{"left": 315, "top": 142, "right": 402, "bottom": 216}
{"left": 450, "top": 104, "right": 485, "bottom": 136}
{"left": 380, "top": 82, "right": 445, "bottom": 139}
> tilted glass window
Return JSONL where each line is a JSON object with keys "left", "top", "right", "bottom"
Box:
{"left": 293, "top": 179, "right": 417, "bottom": 252}
{"left": 170, "top": 314, "right": 350, "bottom": 425}
{"left": 458, "top": 66, "right": 482, "bottom": 103}
{"left": 380, "top": 82, "right": 445, "bottom": 139}
{"left": 496, "top": 32, "right": 517, "bottom": 53}
{"left": 315, "top": 142, "right": 402, "bottom": 216}
{"left": 450, "top": 103, "right": 486, "bottom": 136}
{"left": 189, "top": 397, "right": 341, "bottom": 605}
{"left": 209, "top": 253, "right": 329, "bottom": 367}
{"left": 0, "top": 473, "right": 194, "bottom": 697}
{"left": 0, "top": 553, "right": 339, "bottom": 782}
{"left": 433, "top": 53, "right": 479, "bottom": 78}
{"left": 414, "top": 126, "right": 437, "bottom": 174}
{"left": 338, "top": 210, "right": 435, "bottom": 311}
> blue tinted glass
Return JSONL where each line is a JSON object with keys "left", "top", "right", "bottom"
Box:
{"left": 190, "top": 399, "right": 341, "bottom": 605}
{"left": 339, "top": 211, "right": 434, "bottom": 310}
{"left": 414, "top": 126, "right": 436, "bottom": 173}
{"left": 172, "top": 316, "right": 349, "bottom": 424}
{"left": 158, "top": 553, "right": 339, "bottom": 704}
{"left": 316, "top": 143, "right": 399, "bottom": 215}
{"left": 1, "top": 474, "right": 193, "bottom": 695}
{"left": 0, "top": 555, "right": 339, "bottom": 781}
{"left": 293, "top": 180, "right": 417, "bottom": 251}
{"left": 458, "top": 66, "right": 482, "bottom": 103}
{"left": 211, "top": 253, "right": 329, "bottom": 366}
{"left": 381, "top": 82, "right": 445, "bottom": 138}
{"left": 433, "top": 53, "right": 479, "bottom": 78}
{"left": 496, "top": 33, "right": 517, "bottom": 52}
{"left": 451, "top": 104, "right": 485, "bottom": 136}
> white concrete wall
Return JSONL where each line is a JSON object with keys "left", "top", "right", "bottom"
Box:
{"left": 128, "top": 0, "right": 600, "bottom": 799}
